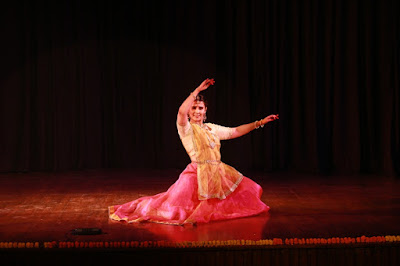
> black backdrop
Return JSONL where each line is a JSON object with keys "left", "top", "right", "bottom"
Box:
{"left": 0, "top": 0, "right": 399, "bottom": 177}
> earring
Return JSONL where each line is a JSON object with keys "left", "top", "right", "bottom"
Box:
{"left": 203, "top": 114, "right": 207, "bottom": 122}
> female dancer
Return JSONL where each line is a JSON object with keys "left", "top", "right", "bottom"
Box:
{"left": 109, "top": 78, "right": 279, "bottom": 225}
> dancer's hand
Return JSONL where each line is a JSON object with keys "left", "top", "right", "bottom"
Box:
{"left": 197, "top": 78, "right": 215, "bottom": 92}
{"left": 262, "top": 114, "right": 279, "bottom": 125}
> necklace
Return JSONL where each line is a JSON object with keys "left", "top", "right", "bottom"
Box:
{"left": 200, "top": 124, "right": 217, "bottom": 149}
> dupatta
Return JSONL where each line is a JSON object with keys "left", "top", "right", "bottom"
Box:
{"left": 191, "top": 123, "right": 243, "bottom": 200}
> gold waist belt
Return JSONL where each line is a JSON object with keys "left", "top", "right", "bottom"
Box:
{"left": 192, "top": 160, "right": 221, "bottom": 165}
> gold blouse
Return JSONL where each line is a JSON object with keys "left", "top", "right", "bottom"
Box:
{"left": 177, "top": 122, "right": 243, "bottom": 200}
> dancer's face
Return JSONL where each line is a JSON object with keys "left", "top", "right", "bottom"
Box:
{"left": 189, "top": 101, "right": 207, "bottom": 124}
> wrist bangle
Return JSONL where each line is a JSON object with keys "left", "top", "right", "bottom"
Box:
{"left": 255, "top": 120, "right": 264, "bottom": 129}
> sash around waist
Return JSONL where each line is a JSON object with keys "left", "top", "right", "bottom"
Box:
{"left": 191, "top": 160, "right": 221, "bottom": 165}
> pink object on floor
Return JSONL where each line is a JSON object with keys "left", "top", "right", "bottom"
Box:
{"left": 109, "top": 163, "right": 269, "bottom": 225}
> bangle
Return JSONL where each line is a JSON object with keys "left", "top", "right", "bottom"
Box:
{"left": 255, "top": 120, "right": 264, "bottom": 129}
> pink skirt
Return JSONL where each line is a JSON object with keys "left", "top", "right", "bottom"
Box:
{"left": 109, "top": 163, "right": 269, "bottom": 225}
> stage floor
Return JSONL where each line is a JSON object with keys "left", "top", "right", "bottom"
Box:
{"left": 1, "top": 169, "right": 399, "bottom": 243}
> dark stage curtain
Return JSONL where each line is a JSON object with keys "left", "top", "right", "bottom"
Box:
{"left": 0, "top": 0, "right": 399, "bottom": 177}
